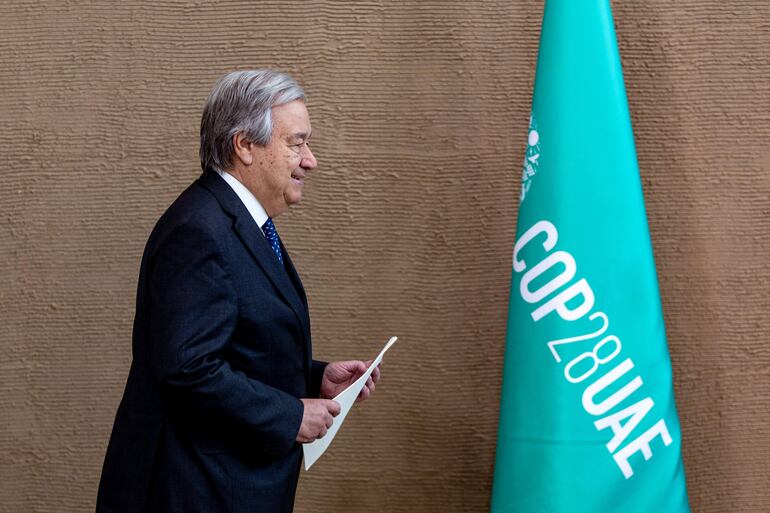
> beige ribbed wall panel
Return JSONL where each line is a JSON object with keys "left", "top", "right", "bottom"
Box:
{"left": 1, "top": 1, "right": 768, "bottom": 511}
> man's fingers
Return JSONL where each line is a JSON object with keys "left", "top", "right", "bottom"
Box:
{"left": 297, "top": 399, "right": 342, "bottom": 443}
{"left": 372, "top": 364, "right": 381, "bottom": 382}
{"left": 342, "top": 360, "right": 367, "bottom": 377}
{"left": 326, "top": 399, "right": 341, "bottom": 416}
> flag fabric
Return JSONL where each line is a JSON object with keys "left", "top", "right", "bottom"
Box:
{"left": 490, "top": 1, "right": 690, "bottom": 512}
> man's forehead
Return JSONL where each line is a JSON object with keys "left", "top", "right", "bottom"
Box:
{"left": 272, "top": 101, "right": 311, "bottom": 136}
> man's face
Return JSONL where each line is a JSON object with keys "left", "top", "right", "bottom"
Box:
{"left": 244, "top": 100, "right": 317, "bottom": 217}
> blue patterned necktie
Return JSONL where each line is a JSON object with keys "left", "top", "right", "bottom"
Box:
{"left": 261, "top": 218, "right": 283, "bottom": 265}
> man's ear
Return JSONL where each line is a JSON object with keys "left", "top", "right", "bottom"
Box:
{"left": 232, "top": 132, "right": 254, "bottom": 166}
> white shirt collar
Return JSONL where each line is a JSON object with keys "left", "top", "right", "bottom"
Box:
{"left": 214, "top": 168, "right": 269, "bottom": 234}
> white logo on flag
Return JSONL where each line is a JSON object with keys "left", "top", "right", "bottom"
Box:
{"left": 520, "top": 114, "right": 540, "bottom": 203}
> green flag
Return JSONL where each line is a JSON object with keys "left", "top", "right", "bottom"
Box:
{"left": 490, "top": 1, "right": 690, "bottom": 511}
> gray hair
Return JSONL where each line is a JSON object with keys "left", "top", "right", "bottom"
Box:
{"left": 199, "top": 70, "right": 305, "bottom": 171}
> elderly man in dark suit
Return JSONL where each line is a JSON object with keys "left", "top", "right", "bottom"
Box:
{"left": 96, "top": 70, "right": 380, "bottom": 513}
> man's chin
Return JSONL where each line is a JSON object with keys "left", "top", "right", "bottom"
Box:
{"left": 284, "top": 192, "right": 302, "bottom": 207}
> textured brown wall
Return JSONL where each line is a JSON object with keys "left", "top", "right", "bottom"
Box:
{"left": 1, "top": 1, "right": 768, "bottom": 512}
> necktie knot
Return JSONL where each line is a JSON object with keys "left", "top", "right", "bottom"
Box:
{"left": 261, "top": 218, "right": 283, "bottom": 265}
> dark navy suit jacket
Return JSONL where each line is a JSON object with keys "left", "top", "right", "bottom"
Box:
{"left": 96, "top": 170, "right": 326, "bottom": 513}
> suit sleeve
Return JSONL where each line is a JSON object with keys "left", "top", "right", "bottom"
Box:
{"left": 309, "top": 360, "right": 328, "bottom": 398}
{"left": 146, "top": 221, "right": 303, "bottom": 458}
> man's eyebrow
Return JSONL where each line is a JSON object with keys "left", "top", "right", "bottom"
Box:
{"left": 291, "top": 131, "right": 312, "bottom": 141}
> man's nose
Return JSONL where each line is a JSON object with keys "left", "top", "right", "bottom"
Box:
{"left": 301, "top": 145, "right": 317, "bottom": 170}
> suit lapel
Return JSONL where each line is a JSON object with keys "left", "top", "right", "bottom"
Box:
{"left": 197, "top": 170, "right": 309, "bottom": 337}
{"left": 281, "top": 242, "right": 307, "bottom": 309}
{"left": 281, "top": 242, "right": 313, "bottom": 383}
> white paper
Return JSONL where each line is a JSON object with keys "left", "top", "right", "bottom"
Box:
{"left": 302, "top": 336, "right": 397, "bottom": 470}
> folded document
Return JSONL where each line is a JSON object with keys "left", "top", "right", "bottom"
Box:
{"left": 302, "top": 336, "right": 398, "bottom": 470}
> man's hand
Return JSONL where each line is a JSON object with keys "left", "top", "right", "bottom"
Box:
{"left": 320, "top": 360, "right": 382, "bottom": 402}
{"left": 296, "top": 399, "right": 341, "bottom": 443}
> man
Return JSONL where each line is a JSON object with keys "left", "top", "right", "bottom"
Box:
{"left": 96, "top": 70, "right": 380, "bottom": 513}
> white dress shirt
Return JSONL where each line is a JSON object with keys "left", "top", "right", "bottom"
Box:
{"left": 215, "top": 168, "right": 269, "bottom": 235}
